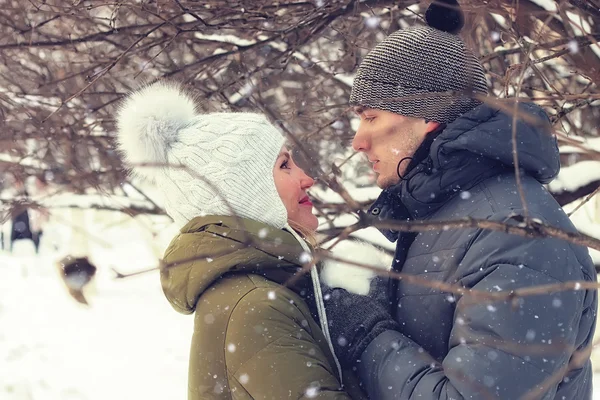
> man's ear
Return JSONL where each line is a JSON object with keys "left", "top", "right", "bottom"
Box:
{"left": 424, "top": 120, "right": 441, "bottom": 135}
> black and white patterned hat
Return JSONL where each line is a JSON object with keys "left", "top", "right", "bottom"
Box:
{"left": 350, "top": 0, "right": 488, "bottom": 123}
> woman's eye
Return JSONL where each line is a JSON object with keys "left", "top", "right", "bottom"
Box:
{"left": 281, "top": 160, "right": 290, "bottom": 169}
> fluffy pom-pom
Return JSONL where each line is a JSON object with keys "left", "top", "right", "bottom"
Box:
{"left": 425, "top": 0, "right": 464, "bottom": 34}
{"left": 116, "top": 81, "right": 197, "bottom": 180}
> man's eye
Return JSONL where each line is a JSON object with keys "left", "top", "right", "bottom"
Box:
{"left": 281, "top": 160, "right": 290, "bottom": 169}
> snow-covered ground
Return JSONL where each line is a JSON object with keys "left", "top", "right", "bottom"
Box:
{"left": 0, "top": 244, "right": 192, "bottom": 400}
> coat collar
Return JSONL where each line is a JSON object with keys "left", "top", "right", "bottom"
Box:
{"left": 369, "top": 102, "right": 559, "bottom": 242}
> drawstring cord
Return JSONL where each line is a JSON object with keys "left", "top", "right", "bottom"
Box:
{"left": 284, "top": 224, "right": 344, "bottom": 387}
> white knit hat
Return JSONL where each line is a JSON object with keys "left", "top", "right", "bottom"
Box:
{"left": 116, "top": 81, "right": 288, "bottom": 229}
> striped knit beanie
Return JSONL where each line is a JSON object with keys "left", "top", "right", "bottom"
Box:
{"left": 350, "top": 0, "right": 488, "bottom": 124}
{"left": 116, "top": 81, "right": 288, "bottom": 229}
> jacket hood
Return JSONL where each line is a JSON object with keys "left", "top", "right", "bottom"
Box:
{"left": 160, "top": 215, "right": 308, "bottom": 314}
{"left": 370, "top": 102, "right": 560, "bottom": 239}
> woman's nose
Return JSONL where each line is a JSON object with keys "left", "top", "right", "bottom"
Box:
{"left": 300, "top": 172, "right": 314, "bottom": 189}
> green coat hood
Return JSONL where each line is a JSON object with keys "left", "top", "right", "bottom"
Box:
{"left": 161, "top": 215, "right": 308, "bottom": 314}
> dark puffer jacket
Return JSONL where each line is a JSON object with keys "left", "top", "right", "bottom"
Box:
{"left": 360, "top": 103, "right": 597, "bottom": 399}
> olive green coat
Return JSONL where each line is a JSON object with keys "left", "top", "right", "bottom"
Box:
{"left": 161, "top": 216, "right": 364, "bottom": 400}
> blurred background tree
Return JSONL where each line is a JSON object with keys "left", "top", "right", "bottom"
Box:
{"left": 1, "top": 0, "right": 600, "bottom": 240}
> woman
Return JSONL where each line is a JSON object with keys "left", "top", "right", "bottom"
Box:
{"left": 116, "top": 82, "right": 364, "bottom": 399}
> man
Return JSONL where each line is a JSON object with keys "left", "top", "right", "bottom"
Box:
{"left": 323, "top": 1, "right": 597, "bottom": 399}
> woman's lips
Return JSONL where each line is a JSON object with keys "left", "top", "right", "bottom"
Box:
{"left": 299, "top": 196, "right": 313, "bottom": 207}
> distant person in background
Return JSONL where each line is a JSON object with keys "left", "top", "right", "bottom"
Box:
{"left": 116, "top": 82, "right": 365, "bottom": 399}
{"left": 4, "top": 176, "right": 48, "bottom": 254}
{"left": 8, "top": 179, "right": 36, "bottom": 253}
{"left": 28, "top": 176, "right": 49, "bottom": 252}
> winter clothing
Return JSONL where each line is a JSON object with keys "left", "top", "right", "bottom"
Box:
{"left": 116, "top": 81, "right": 355, "bottom": 399}
{"left": 328, "top": 102, "right": 597, "bottom": 399}
{"left": 10, "top": 210, "right": 34, "bottom": 243}
{"left": 161, "top": 216, "right": 365, "bottom": 400}
{"left": 116, "top": 81, "right": 287, "bottom": 229}
{"left": 323, "top": 286, "right": 399, "bottom": 366}
{"left": 349, "top": 0, "right": 487, "bottom": 124}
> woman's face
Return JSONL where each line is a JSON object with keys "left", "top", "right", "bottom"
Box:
{"left": 273, "top": 147, "right": 318, "bottom": 231}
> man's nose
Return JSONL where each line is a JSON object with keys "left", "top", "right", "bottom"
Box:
{"left": 352, "top": 123, "right": 369, "bottom": 152}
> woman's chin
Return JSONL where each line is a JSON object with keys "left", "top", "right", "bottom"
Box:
{"left": 303, "top": 215, "right": 319, "bottom": 232}
{"left": 291, "top": 212, "right": 319, "bottom": 232}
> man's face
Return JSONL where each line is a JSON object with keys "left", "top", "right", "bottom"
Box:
{"left": 352, "top": 107, "right": 438, "bottom": 189}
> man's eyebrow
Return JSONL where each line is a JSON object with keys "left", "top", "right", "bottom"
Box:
{"left": 354, "top": 106, "right": 365, "bottom": 115}
{"left": 278, "top": 150, "right": 291, "bottom": 158}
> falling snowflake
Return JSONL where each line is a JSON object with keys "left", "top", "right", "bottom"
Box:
{"left": 460, "top": 191, "right": 471, "bottom": 200}
{"left": 526, "top": 329, "right": 536, "bottom": 341}
{"left": 239, "top": 374, "right": 249, "bottom": 384}
{"left": 365, "top": 16, "right": 381, "bottom": 29}
{"left": 204, "top": 314, "right": 215, "bottom": 324}
{"left": 206, "top": 257, "right": 213, "bottom": 263}
{"left": 299, "top": 252, "right": 312, "bottom": 263}
{"left": 268, "top": 291, "right": 277, "bottom": 300}
{"left": 258, "top": 228, "right": 269, "bottom": 238}
{"left": 491, "top": 31, "right": 501, "bottom": 41}
{"left": 486, "top": 304, "right": 497, "bottom": 312}
{"left": 552, "top": 298, "right": 562, "bottom": 308}
{"left": 337, "top": 336, "right": 348, "bottom": 346}
{"left": 567, "top": 40, "right": 579, "bottom": 54}
{"left": 305, "top": 384, "right": 320, "bottom": 398}
{"left": 227, "top": 343, "right": 236, "bottom": 352}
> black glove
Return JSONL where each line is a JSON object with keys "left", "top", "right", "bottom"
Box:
{"left": 368, "top": 274, "right": 393, "bottom": 311}
{"left": 323, "top": 281, "right": 400, "bottom": 366}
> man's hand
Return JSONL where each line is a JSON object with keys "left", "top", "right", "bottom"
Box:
{"left": 323, "top": 283, "right": 399, "bottom": 365}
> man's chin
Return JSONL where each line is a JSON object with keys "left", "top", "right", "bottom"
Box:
{"left": 376, "top": 174, "right": 399, "bottom": 189}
